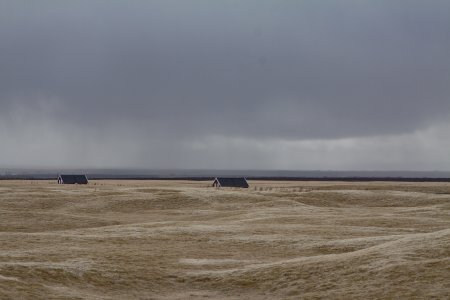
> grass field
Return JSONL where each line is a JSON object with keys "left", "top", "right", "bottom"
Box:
{"left": 0, "top": 180, "right": 449, "bottom": 299}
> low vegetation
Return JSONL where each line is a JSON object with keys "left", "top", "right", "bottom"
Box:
{"left": 0, "top": 180, "right": 449, "bottom": 299}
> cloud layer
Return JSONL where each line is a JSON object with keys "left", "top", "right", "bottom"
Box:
{"left": 1, "top": 1, "right": 449, "bottom": 169}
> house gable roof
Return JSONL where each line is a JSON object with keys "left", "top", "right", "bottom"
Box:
{"left": 214, "top": 177, "right": 249, "bottom": 188}
{"left": 59, "top": 174, "right": 88, "bottom": 184}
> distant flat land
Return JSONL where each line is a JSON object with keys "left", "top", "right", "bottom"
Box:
{"left": 0, "top": 180, "right": 449, "bottom": 299}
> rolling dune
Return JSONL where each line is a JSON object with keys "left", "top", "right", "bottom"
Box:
{"left": 0, "top": 180, "right": 449, "bottom": 299}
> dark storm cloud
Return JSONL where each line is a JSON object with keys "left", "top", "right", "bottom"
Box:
{"left": 1, "top": 0, "right": 450, "bottom": 169}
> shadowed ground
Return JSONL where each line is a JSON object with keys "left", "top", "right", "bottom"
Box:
{"left": 0, "top": 180, "right": 449, "bottom": 299}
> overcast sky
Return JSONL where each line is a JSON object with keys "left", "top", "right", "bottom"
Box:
{"left": 1, "top": 0, "right": 449, "bottom": 170}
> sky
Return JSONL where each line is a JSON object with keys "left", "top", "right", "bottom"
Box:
{"left": 0, "top": 0, "right": 450, "bottom": 170}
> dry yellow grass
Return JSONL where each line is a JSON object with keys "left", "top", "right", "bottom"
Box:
{"left": 0, "top": 180, "right": 449, "bottom": 299}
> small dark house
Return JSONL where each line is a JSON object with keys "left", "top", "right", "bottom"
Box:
{"left": 212, "top": 177, "right": 249, "bottom": 188}
{"left": 57, "top": 174, "right": 89, "bottom": 184}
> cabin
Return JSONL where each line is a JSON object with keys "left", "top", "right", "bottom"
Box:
{"left": 57, "top": 174, "right": 89, "bottom": 184}
{"left": 212, "top": 177, "right": 249, "bottom": 188}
